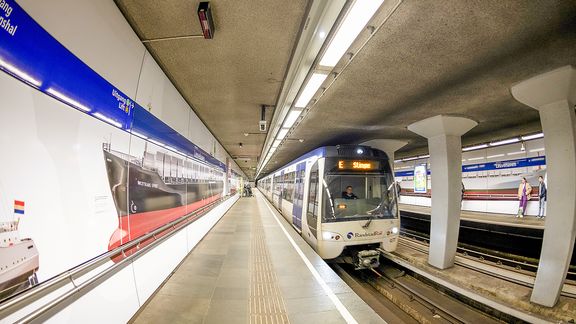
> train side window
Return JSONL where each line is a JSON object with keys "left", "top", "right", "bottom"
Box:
{"left": 283, "top": 171, "right": 296, "bottom": 202}
{"left": 307, "top": 162, "right": 319, "bottom": 237}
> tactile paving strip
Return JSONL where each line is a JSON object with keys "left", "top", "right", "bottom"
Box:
{"left": 249, "top": 214, "right": 289, "bottom": 324}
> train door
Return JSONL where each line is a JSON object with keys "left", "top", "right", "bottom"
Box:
{"left": 278, "top": 170, "right": 284, "bottom": 209}
{"left": 291, "top": 162, "right": 306, "bottom": 231}
{"left": 304, "top": 161, "right": 320, "bottom": 248}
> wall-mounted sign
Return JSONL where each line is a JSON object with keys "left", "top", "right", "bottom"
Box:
{"left": 395, "top": 157, "right": 546, "bottom": 178}
{"left": 413, "top": 164, "right": 427, "bottom": 193}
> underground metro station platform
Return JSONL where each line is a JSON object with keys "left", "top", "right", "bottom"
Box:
{"left": 0, "top": 0, "right": 575, "bottom": 323}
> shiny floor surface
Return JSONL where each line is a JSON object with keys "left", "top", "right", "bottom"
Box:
{"left": 132, "top": 192, "right": 384, "bottom": 324}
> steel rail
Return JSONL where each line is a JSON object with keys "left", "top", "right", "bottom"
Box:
{"left": 366, "top": 267, "right": 466, "bottom": 323}
{"left": 395, "top": 236, "right": 576, "bottom": 299}
{"left": 400, "top": 229, "right": 576, "bottom": 279}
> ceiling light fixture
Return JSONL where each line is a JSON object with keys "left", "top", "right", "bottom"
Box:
{"left": 283, "top": 110, "right": 303, "bottom": 129}
{"left": 276, "top": 128, "right": 289, "bottom": 140}
{"left": 0, "top": 58, "right": 42, "bottom": 87}
{"left": 93, "top": 112, "right": 122, "bottom": 128}
{"left": 462, "top": 144, "right": 488, "bottom": 152}
{"left": 47, "top": 88, "right": 91, "bottom": 112}
{"left": 521, "top": 133, "right": 544, "bottom": 141}
{"left": 294, "top": 73, "right": 328, "bottom": 108}
{"left": 489, "top": 138, "right": 520, "bottom": 146}
{"left": 318, "top": 0, "right": 385, "bottom": 67}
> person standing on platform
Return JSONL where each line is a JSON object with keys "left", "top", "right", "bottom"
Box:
{"left": 538, "top": 176, "right": 547, "bottom": 219}
{"left": 517, "top": 177, "right": 532, "bottom": 218}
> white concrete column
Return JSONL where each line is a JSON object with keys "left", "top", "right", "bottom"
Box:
{"left": 408, "top": 116, "right": 477, "bottom": 269}
{"left": 511, "top": 65, "right": 576, "bottom": 307}
{"left": 360, "top": 139, "right": 408, "bottom": 167}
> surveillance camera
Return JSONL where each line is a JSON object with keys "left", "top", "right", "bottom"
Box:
{"left": 259, "top": 120, "right": 267, "bottom": 132}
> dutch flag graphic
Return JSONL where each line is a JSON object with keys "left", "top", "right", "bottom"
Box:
{"left": 14, "top": 200, "right": 24, "bottom": 215}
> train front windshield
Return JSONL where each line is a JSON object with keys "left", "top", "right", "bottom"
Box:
{"left": 323, "top": 174, "right": 398, "bottom": 222}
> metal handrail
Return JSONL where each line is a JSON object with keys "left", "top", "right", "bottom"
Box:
{"left": 0, "top": 195, "right": 232, "bottom": 321}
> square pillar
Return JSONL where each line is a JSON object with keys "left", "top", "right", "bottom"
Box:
{"left": 511, "top": 65, "right": 576, "bottom": 307}
{"left": 408, "top": 115, "right": 477, "bottom": 269}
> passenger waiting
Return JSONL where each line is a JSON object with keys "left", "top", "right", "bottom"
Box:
{"left": 342, "top": 186, "right": 358, "bottom": 200}
{"left": 517, "top": 177, "right": 532, "bottom": 218}
{"left": 538, "top": 176, "right": 547, "bottom": 219}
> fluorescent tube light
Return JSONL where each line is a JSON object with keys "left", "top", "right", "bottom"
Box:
{"left": 283, "top": 110, "right": 303, "bottom": 129}
{"left": 47, "top": 88, "right": 91, "bottom": 112}
{"left": 462, "top": 144, "right": 488, "bottom": 152}
{"left": 277, "top": 128, "right": 289, "bottom": 140}
{"left": 507, "top": 151, "right": 524, "bottom": 156}
{"left": 402, "top": 157, "right": 418, "bottom": 161}
{"left": 165, "top": 146, "right": 177, "bottom": 153}
{"left": 467, "top": 157, "right": 485, "bottom": 161}
{"left": 149, "top": 139, "right": 166, "bottom": 147}
{"left": 319, "top": 0, "right": 384, "bottom": 67}
{"left": 486, "top": 154, "right": 504, "bottom": 159}
{"left": 93, "top": 112, "right": 122, "bottom": 128}
{"left": 131, "top": 131, "right": 148, "bottom": 139}
{"left": 294, "top": 73, "right": 328, "bottom": 108}
{"left": 0, "top": 58, "right": 42, "bottom": 87}
{"left": 521, "top": 133, "right": 544, "bottom": 141}
{"left": 272, "top": 139, "right": 281, "bottom": 148}
{"left": 529, "top": 148, "right": 545, "bottom": 153}
{"left": 489, "top": 138, "right": 519, "bottom": 146}
{"left": 418, "top": 154, "right": 430, "bottom": 159}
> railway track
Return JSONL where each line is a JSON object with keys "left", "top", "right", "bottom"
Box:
{"left": 398, "top": 231, "right": 576, "bottom": 298}
{"left": 331, "top": 263, "right": 501, "bottom": 324}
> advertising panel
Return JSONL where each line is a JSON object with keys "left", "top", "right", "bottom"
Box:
{"left": 413, "top": 164, "right": 428, "bottom": 193}
{"left": 0, "top": 0, "right": 227, "bottom": 301}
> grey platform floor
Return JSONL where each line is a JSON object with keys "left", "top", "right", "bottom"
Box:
{"left": 132, "top": 191, "right": 384, "bottom": 324}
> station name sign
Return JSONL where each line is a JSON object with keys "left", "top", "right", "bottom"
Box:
{"left": 394, "top": 156, "right": 546, "bottom": 177}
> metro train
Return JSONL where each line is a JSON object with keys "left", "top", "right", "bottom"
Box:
{"left": 258, "top": 145, "right": 400, "bottom": 269}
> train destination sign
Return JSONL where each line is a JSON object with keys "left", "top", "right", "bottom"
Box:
{"left": 338, "top": 160, "right": 380, "bottom": 171}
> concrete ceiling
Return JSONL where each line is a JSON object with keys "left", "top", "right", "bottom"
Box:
{"left": 114, "top": 0, "right": 309, "bottom": 180}
{"left": 115, "top": 1, "right": 576, "bottom": 180}
{"left": 263, "top": 0, "right": 576, "bottom": 176}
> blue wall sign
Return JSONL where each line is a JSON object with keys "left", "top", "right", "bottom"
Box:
{"left": 395, "top": 156, "right": 546, "bottom": 177}
{"left": 0, "top": 0, "right": 225, "bottom": 171}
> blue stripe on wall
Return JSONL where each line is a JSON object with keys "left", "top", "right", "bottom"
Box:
{"left": 0, "top": 0, "right": 225, "bottom": 171}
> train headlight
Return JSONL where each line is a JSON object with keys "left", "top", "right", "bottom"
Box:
{"left": 322, "top": 231, "right": 342, "bottom": 241}
{"left": 391, "top": 227, "right": 399, "bottom": 234}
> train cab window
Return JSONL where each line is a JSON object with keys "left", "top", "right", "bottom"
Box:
{"left": 323, "top": 174, "right": 398, "bottom": 222}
